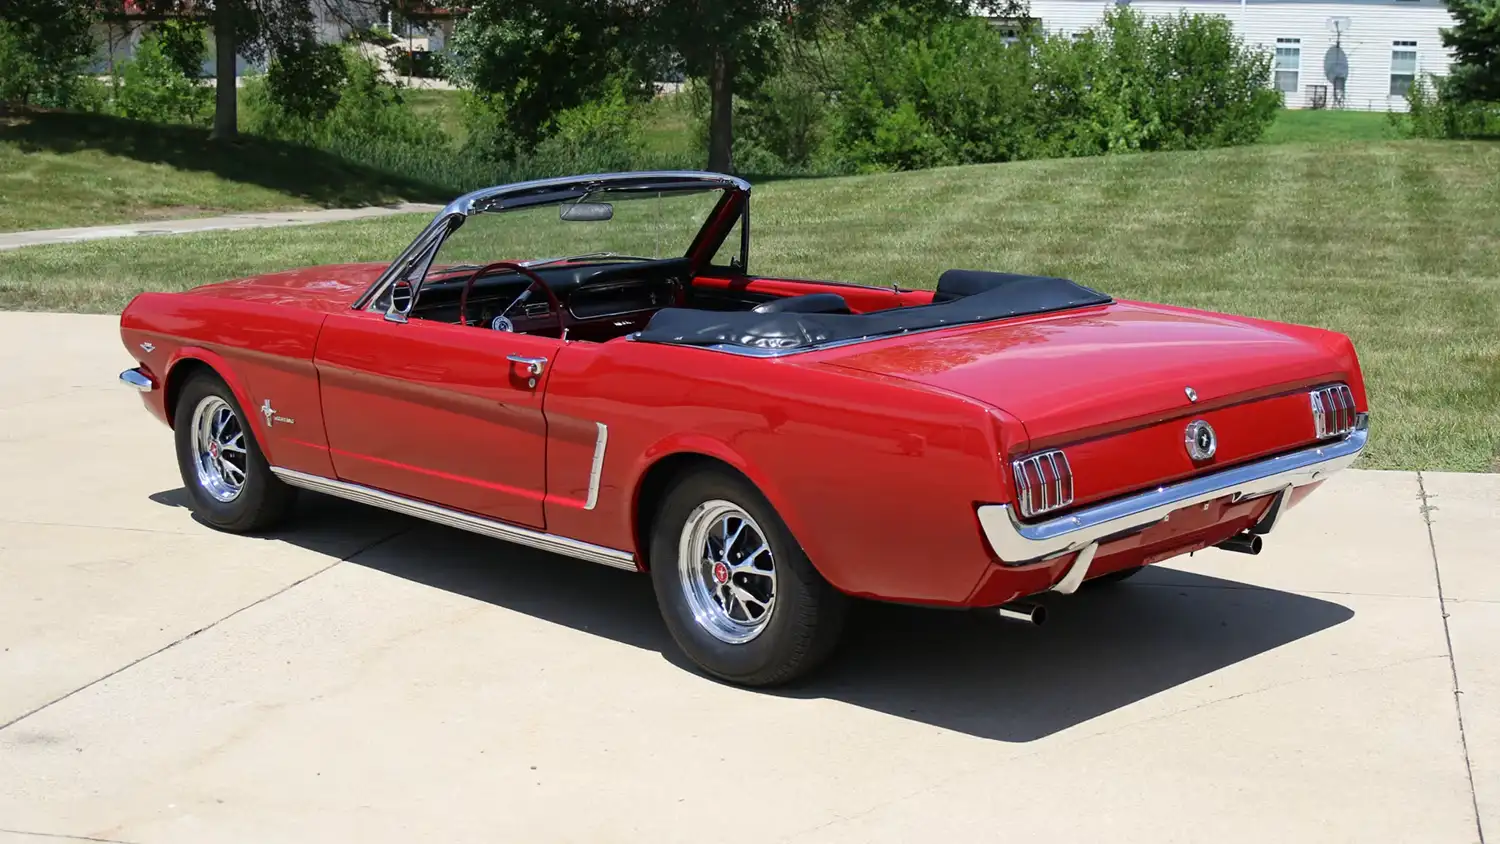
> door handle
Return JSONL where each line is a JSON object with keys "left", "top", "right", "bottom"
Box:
{"left": 506, "top": 354, "right": 547, "bottom": 376}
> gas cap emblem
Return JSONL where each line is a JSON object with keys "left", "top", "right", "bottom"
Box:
{"left": 1185, "top": 419, "right": 1217, "bottom": 461}
{"left": 1185, "top": 386, "right": 1199, "bottom": 403}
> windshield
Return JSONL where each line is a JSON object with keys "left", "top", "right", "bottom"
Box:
{"left": 426, "top": 186, "right": 727, "bottom": 280}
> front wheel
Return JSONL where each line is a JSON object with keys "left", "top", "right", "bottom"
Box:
{"left": 649, "top": 469, "right": 848, "bottom": 687}
{"left": 173, "top": 372, "right": 295, "bottom": 533}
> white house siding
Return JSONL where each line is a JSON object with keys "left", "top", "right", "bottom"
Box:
{"left": 1024, "top": 0, "right": 1457, "bottom": 111}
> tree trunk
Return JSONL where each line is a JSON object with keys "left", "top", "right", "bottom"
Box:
{"left": 707, "top": 49, "right": 734, "bottom": 173}
{"left": 211, "top": 3, "right": 238, "bottom": 141}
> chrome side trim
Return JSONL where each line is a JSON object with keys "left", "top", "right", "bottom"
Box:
{"left": 979, "top": 418, "right": 1368, "bottom": 565}
{"left": 584, "top": 423, "right": 608, "bottom": 511}
{"left": 119, "top": 368, "right": 154, "bottom": 392}
{"left": 269, "top": 467, "right": 638, "bottom": 571}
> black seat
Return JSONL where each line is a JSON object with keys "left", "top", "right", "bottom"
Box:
{"left": 751, "top": 293, "right": 852, "bottom": 315}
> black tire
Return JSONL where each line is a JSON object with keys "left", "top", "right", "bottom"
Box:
{"left": 173, "top": 372, "right": 295, "bottom": 533}
{"left": 1087, "top": 565, "right": 1145, "bottom": 587}
{"left": 649, "top": 468, "right": 848, "bottom": 687}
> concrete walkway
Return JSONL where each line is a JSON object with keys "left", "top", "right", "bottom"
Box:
{"left": 0, "top": 311, "right": 1495, "bottom": 844}
{"left": 0, "top": 204, "right": 442, "bottom": 251}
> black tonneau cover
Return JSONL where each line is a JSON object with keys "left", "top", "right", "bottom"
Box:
{"left": 637, "top": 271, "right": 1111, "bottom": 352}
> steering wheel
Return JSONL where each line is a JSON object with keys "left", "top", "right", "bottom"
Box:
{"left": 457, "top": 261, "right": 571, "bottom": 333}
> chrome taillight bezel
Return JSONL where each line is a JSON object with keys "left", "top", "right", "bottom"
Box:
{"left": 1310, "top": 384, "right": 1358, "bottom": 439}
{"left": 1012, "top": 449, "right": 1074, "bottom": 519}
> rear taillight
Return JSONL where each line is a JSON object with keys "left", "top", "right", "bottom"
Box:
{"left": 1012, "top": 449, "right": 1074, "bottom": 518}
{"left": 1310, "top": 384, "right": 1358, "bottom": 439}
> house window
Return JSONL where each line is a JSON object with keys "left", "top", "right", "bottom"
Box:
{"left": 1274, "top": 38, "right": 1301, "bottom": 94}
{"left": 1391, "top": 40, "right": 1418, "bottom": 96}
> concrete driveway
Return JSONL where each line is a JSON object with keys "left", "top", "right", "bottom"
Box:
{"left": 1, "top": 311, "right": 1495, "bottom": 844}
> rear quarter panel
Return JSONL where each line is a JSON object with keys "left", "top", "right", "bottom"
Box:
{"left": 545, "top": 340, "right": 1020, "bottom": 604}
{"left": 120, "top": 292, "right": 335, "bottom": 477}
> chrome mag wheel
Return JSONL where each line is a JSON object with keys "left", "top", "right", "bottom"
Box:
{"left": 677, "top": 500, "right": 778, "bottom": 644}
{"left": 189, "top": 395, "right": 248, "bottom": 503}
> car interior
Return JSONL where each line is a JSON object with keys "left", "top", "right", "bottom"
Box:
{"left": 401, "top": 259, "right": 1112, "bottom": 351}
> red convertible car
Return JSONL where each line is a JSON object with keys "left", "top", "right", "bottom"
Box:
{"left": 119, "top": 171, "right": 1369, "bottom": 686}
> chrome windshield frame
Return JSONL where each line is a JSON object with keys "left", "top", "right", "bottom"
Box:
{"left": 353, "top": 170, "right": 751, "bottom": 313}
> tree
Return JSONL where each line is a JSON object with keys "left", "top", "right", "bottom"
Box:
{"left": 449, "top": 0, "right": 1016, "bottom": 171}
{"left": 1442, "top": 0, "right": 1500, "bottom": 102}
{"left": 119, "top": 0, "right": 379, "bottom": 140}
{"left": 0, "top": 0, "right": 95, "bottom": 108}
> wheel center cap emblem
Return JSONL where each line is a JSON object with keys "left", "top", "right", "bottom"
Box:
{"left": 712, "top": 562, "right": 730, "bottom": 585}
{"left": 1185, "top": 419, "right": 1218, "bottom": 461}
{"left": 207, "top": 441, "right": 220, "bottom": 458}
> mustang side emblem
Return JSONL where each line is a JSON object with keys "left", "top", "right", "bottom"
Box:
{"left": 1184, "top": 386, "right": 1198, "bottom": 403}
{"left": 260, "top": 399, "right": 294, "bottom": 427}
{"left": 1185, "top": 419, "right": 1217, "bottom": 461}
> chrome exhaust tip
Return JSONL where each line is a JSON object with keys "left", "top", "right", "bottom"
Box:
{"left": 1216, "top": 532, "right": 1264, "bottom": 555}
{"left": 996, "top": 602, "right": 1048, "bottom": 626}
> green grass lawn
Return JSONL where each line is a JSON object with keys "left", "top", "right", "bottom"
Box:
{"left": 0, "top": 110, "right": 447, "bottom": 234}
{"left": 1262, "top": 108, "right": 1400, "bottom": 145}
{"left": 2, "top": 139, "right": 1497, "bottom": 471}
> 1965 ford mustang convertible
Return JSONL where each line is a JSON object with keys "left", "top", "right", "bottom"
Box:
{"left": 119, "top": 171, "right": 1369, "bottom": 686}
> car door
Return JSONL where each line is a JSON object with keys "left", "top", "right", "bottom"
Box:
{"left": 314, "top": 308, "right": 561, "bottom": 529}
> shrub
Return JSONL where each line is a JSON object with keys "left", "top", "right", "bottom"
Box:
{"left": 245, "top": 47, "right": 448, "bottom": 149}
{"left": 735, "top": 8, "right": 1281, "bottom": 174}
{"left": 1397, "top": 73, "right": 1500, "bottom": 138}
{"left": 0, "top": 0, "right": 95, "bottom": 109}
{"left": 155, "top": 18, "right": 208, "bottom": 79}
{"left": 265, "top": 41, "right": 348, "bottom": 121}
{"left": 114, "top": 33, "right": 213, "bottom": 126}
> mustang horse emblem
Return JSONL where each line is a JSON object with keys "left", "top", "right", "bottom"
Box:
{"left": 1185, "top": 419, "right": 1217, "bottom": 460}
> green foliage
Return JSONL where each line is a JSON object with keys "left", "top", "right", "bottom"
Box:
{"left": 0, "top": 0, "right": 96, "bottom": 108}
{"left": 1441, "top": 0, "right": 1500, "bottom": 103}
{"left": 733, "top": 8, "right": 1281, "bottom": 174}
{"left": 1395, "top": 73, "right": 1500, "bottom": 139}
{"left": 155, "top": 18, "right": 208, "bottom": 79}
{"left": 244, "top": 48, "right": 449, "bottom": 149}
{"left": 265, "top": 41, "right": 348, "bottom": 120}
{"left": 447, "top": 1, "right": 652, "bottom": 147}
{"left": 115, "top": 32, "right": 214, "bottom": 126}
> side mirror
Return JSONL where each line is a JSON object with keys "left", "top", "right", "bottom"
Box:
{"left": 385, "top": 279, "right": 414, "bottom": 323}
{"left": 560, "top": 202, "right": 613, "bottom": 222}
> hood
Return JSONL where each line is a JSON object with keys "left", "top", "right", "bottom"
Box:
{"left": 184, "top": 262, "right": 387, "bottom": 312}
{"left": 819, "top": 300, "right": 1356, "bottom": 446}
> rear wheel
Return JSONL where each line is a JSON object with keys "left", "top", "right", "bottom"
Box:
{"left": 173, "top": 372, "right": 295, "bottom": 532}
{"left": 649, "top": 469, "right": 847, "bottom": 686}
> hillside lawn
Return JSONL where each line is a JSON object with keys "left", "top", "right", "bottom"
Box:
{"left": 2, "top": 139, "right": 1496, "bottom": 472}
{"left": 5, "top": 103, "right": 1400, "bottom": 234}
{"left": 0, "top": 110, "right": 448, "bottom": 234}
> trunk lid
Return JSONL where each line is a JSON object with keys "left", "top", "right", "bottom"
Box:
{"left": 819, "top": 300, "right": 1359, "bottom": 508}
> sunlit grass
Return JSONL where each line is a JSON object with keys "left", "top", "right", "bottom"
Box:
{"left": 1, "top": 140, "right": 1496, "bottom": 470}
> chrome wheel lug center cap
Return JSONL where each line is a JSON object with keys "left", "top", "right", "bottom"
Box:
{"left": 712, "top": 561, "right": 730, "bottom": 585}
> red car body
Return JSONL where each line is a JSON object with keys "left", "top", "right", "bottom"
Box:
{"left": 119, "top": 171, "right": 1368, "bottom": 655}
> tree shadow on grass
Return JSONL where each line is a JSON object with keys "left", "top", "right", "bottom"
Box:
{"left": 2, "top": 110, "right": 453, "bottom": 208}
{"left": 152, "top": 487, "right": 1355, "bottom": 743}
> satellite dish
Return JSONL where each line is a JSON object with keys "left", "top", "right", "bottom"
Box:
{"left": 1324, "top": 45, "right": 1349, "bottom": 83}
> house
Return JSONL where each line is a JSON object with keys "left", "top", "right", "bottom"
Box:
{"left": 1019, "top": 0, "right": 1457, "bottom": 111}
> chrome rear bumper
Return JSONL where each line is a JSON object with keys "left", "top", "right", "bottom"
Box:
{"left": 979, "top": 416, "right": 1368, "bottom": 566}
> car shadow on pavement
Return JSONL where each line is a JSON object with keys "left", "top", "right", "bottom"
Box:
{"left": 153, "top": 488, "right": 1355, "bottom": 743}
